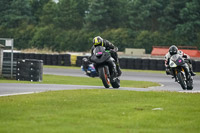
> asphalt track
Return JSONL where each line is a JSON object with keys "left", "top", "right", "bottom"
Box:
{"left": 0, "top": 68, "right": 200, "bottom": 96}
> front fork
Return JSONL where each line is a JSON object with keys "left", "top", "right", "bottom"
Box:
{"left": 182, "top": 63, "right": 191, "bottom": 80}
{"left": 172, "top": 65, "right": 190, "bottom": 82}
{"left": 107, "top": 58, "right": 117, "bottom": 77}
{"left": 174, "top": 68, "right": 186, "bottom": 82}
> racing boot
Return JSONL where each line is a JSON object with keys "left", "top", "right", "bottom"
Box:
{"left": 172, "top": 76, "right": 178, "bottom": 82}
{"left": 190, "top": 70, "right": 196, "bottom": 76}
{"left": 116, "top": 64, "right": 122, "bottom": 76}
{"left": 171, "top": 70, "right": 178, "bottom": 82}
{"left": 188, "top": 63, "right": 196, "bottom": 76}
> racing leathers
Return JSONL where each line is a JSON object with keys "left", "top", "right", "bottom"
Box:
{"left": 90, "top": 39, "right": 122, "bottom": 76}
{"left": 165, "top": 50, "right": 196, "bottom": 79}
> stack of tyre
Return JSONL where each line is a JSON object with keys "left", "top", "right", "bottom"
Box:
{"left": 13, "top": 53, "right": 71, "bottom": 66}
{"left": 16, "top": 59, "right": 43, "bottom": 82}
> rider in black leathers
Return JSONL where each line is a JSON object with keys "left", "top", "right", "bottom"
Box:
{"left": 90, "top": 36, "right": 122, "bottom": 76}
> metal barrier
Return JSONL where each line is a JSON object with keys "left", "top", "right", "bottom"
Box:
{"left": 0, "top": 44, "right": 4, "bottom": 77}
{"left": 2, "top": 52, "right": 17, "bottom": 78}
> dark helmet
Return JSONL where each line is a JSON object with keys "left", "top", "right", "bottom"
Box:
{"left": 169, "top": 45, "right": 178, "bottom": 55}
{"left": 93, "top": 36, "right": 103, "bottom": 46}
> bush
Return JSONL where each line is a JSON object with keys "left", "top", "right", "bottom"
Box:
{"left": 101, "top": 28, "right": 131, "bottom": 51}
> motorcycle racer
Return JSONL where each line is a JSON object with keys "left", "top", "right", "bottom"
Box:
{"left": 165, "top": 45, "right": 196, "bottom": 80}
{"left": 89, "top": 36, "right": 122, "bottom": 76}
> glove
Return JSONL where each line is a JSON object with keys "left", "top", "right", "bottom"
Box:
{"left": 183, "top": 55, "right": 187, "bottom": 58}
{"left": 82, "top": 57, "right": 88, "bottom": 62}
{"left": 110, "top": 49, "right": 115, "bottom": 54}
{"left": 114, "top": 47, "right": 118, "bottom": 52}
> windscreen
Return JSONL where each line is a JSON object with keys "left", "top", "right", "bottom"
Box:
{"left": 170, "top": 54, "right": 181, "bottom": 62}
{"left": 93, "top": 46, "right": 105, "bottom": 55}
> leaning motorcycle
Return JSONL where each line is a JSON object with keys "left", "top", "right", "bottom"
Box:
{"left": 169, "top": 54, "right": 193, "bottom": 90}
{"left": 90, "top": 46, "right": 120, "bottom": 88}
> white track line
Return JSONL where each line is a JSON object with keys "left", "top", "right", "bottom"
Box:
{"left": 178, "top": 90, "right": 200, "bottom": 93}
{"left": 0, "top": 91, "right": 42, "bottom": 97}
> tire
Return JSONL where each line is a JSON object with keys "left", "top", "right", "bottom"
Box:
{"left": 98, "top": 66, "right": 110, "bottom": 88}
{"left": 111, "top": 77, "right": 120, "bottom": 88}
{"left": 187, "top": 78, "right": 193, "bottom": 90}
{"left": 177, "top": 72, "right": 187, "bottom": 90}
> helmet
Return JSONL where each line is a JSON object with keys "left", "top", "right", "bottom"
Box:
{"left": 93, "top": 36, "right": 103, "bottom": 46}
{"left": 169, "top": 45, "right": 178, "bottom": 55}
{"left": 82, "top": 57, "right": 88, "bottom": 62}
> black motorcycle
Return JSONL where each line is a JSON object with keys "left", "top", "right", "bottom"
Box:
{"left": 169, "top": 54, "right": 193, "bottom": 90}
{"left": 90, "top": 46, "right": 120, "bottom": 88}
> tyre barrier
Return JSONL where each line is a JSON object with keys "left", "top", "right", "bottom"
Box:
{"left": 134, "top": 58, "right": 142, "bottom": 69}
{"left": 142, "top": 59, "right": 150, "bottom": 70}
{"left": 75, "top": 56, "right": 200, "bottom": 72}
{"left": 194, "top": 61, "right": 200, "bottom": 72}
{"left": 3, "top": 53, "right": 200, "bottom": 72}
{"left": 76, "top": 56, "right": 89, "bottom": 67}
{"left": 127, "top": 58, "right": 135, "bottom": 69}
{"left": 16, "top": 59, "right": 43, "bottom": 82}
{"left": 119, "top": 58, "right": 127, "bottom": 69}
{"left": 3, "top": 52, "right": 71, "bottom": 66}
{"left": 157, "top": 60, "right": 165, "bottom": 70}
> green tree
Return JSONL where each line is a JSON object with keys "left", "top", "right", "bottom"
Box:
{"left": 174, "top": 0, "right": 200, "bottom": 45}
{"left": 101, "top": 28, "right": 131, "bottom": 51}
{"left": 128, "top": 0, "right": 164, "bottom": 31}
{"left": 0, "top": 0, "right": 36, "bottom": 49}
{"left": 56, "top": 29, "right": 95, "bottom": 52}
{"left": 134, "top": 31, "right": 165, "bottom": 53}
{"left": 57, "top": 0, "right": 83, "bottom": 29}
{"left": 30, "top": 0, "right": 51, "bottom": 24}
{"left": 104, "top": 0, "right": 129, "bottom": 28}
{"left": 40, "top": 0, "right": 58, "bottom": 26}
{"left": 159, "top": 0, "right": 188, "bottom": 31}
{"left": 14, "top": 22, "right": 35, "bottom": 49}
{"left": 75, "top": 0, "right": 89, "bottom": 19}
{"left": 84, "top": 0, "right": 108, "bottom": 31}
{"left": 0, "top": 0, "right": 32, "bottom": 28}
{"left": 31, "top": 25, "right": 59, "bottom": 50}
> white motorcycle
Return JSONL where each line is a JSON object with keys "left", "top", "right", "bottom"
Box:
{"left": 169, "top": 54, "right": 193, "bottom": 90}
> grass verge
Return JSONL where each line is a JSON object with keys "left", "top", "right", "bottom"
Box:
{"left": 44, "top": 65, "right": 80, "bottom": 69}
{"left": 0, "top": 89, "right": 200, "bottom": 133}
{"left": 0, "top": 74, "right": 159, "bottom": 88}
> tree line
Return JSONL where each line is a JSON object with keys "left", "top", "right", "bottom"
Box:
{"left": 0, "top": 0, "right": 200, "bottom": 53}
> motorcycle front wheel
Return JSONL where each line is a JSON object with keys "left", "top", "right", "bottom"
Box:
{"left": 177, "top": 72, "right": 187, "bottom": 90}
{"left": 111, "top": 77, "right": 120, "bottom": 88}
{"left": 98, "top": 66, "right": 110, "bottom": 88}
{"left": 187, "top": 77, "right": 193, "bottom": 90}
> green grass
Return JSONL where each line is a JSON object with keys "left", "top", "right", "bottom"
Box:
{"left": 44, "top": 65, "right": 80, "bottom": 69}
{"left": 0, "top": 89, "right": 200, "bottom": 133}
{"left": 0, "top": 74, "right": 159, "bottom": 88}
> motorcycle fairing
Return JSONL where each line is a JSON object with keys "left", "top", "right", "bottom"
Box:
{"left": 90, "top": 46, "right": 111, "bottom": 64}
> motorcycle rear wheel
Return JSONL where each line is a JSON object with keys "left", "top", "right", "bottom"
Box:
{"left": 98, "top": 66, "right": 110, "bottom": 88}
{"left": 177, "top": 72, "right": 187, "bottom": 90}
